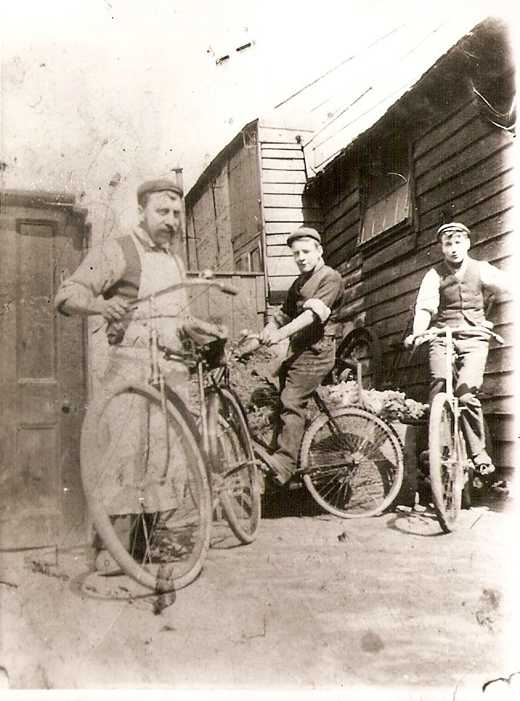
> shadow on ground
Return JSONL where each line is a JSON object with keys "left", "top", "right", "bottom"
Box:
{"left": 261, "top": 484, "right": 324, "bottom": 519}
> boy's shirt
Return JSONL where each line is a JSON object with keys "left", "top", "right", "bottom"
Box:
{"left": 275, "top": 260, "right": 344, "bottom": 353}
{"left": 415, "top": 256, "right": 510, "bottom": 328}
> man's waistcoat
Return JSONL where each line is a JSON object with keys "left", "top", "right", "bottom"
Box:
{"left": 103, "top": 235, "right": 141, "bottom": 344}
{"left": 433, "top": 257, "right": 485, "bottom": 327}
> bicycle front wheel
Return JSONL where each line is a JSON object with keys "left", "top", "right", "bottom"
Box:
{"left": 300, "top": 406, "right": 404, "bottom": 518}
{"left": 81, "top": 381, "right": 212, "bottom": 592}
{"left": 206, "top": 387, "right": 261, "bottom": 543}
{"left": 428, "top": 393, "right": 464, "bottom": 533}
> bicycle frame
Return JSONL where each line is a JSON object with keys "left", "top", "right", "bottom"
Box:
{"left": 412, "top": 325, "right": 503, "bottom": 531}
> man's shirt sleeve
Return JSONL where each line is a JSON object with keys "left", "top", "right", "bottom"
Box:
{"left": 415, "top": 268, "right": 440, "bottom": 316}
{"left": 479, "top": 261, "right": 513, "bottom": 295}
{"left": 55, "top": 240, "right": 126, "bottom": 314}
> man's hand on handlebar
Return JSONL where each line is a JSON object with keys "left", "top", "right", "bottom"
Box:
{"left": 100, "top": 296, "right": 135, "bottom": 322}
{"left": 404, "top": 329, "right": 439, "bottom": 349}
{"left": 404, "top": 325, "right": 504, "bottom": 348}
{"left": 183, "top": 317, "right": 229, "bottom": 345}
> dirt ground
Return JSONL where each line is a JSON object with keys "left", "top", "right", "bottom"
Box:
{"left": 0, "top": 485, "right": 518, "bottom": 698}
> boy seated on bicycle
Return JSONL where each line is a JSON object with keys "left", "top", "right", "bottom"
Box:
{"left": 259, "top": 226, "right": 344, "bottom": 485}
{"left": 404, "top": 221, "right": 512, "bottom": 476}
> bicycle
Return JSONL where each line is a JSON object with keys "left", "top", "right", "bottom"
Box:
{"left": 80, "top": 278, "right": 259, "bottom": 595}
{"left": 410, "top": 325, "right": 504, "bottom": 533}
{"left": 188, "top": 335, "right": 261, "bottom": 544}
{"left": 233, "top": 335, "right": 405, "bottom": 519}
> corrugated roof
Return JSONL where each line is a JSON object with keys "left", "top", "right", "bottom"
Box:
{"left": 266, "top": 9, "right": 490, "bottom": 175}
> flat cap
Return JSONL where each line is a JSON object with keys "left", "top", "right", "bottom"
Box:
{"left": 287, "top": 226, "right": 322, "bottom": 246}
{"left": 437, "top": 222, "right": 471, "bottom": 240}
{"left": 137, "top": 178, "right": 183, "bottom": 200}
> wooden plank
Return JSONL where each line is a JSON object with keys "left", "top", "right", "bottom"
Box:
{"left": 265, "top": 232, "right": 292, "bottom": 246}
{"left": 263, "top": 193, "right": 305, "bottom": 209}
{"left": 342, "top": 280, "right": 364, "bottom": 305}
{"left": 415, "top": 115, "right": 494, "bottom": 176}
{"left": 262, "top": 182, "right": 306, "bottom": 196}
{"left": 486, "top": 347, "right": 514, "bottom": 374}
{"left": 414, "top": 100, "right": 477, "bottom": 160}
{"left": 480, "top": 370, "right": 515, "bottom": 399}
{"left": 362, "top": 233, "right": 415, "bottom": 274}
{"left": 489, "top": 441, "right": 515, "bottom": 470}
{"left": 261, "top": 169, "right": 307, "bottom": 185}
{"left": 418, "top": 145, "right": 514, "bottom": 217}
{"left": 323, "top": 187, "right": 360, "bottom": 226}
{"left": 266, "top": 255, "right": 299, "bottom": 277}
{"left": 419, "top": 178, "right": 515, "bottom": 234}
{"left": 328, "top": 240, "right": 360, "bottom": 270}
{"left": 265, "top": 222, "right": 299, "bottom": 235}
{"left": 266, "top": 244, "right": 290, "bottom": 258}
{"left": 268, "top": 274, "right": 297, "bottom": 292}
{"left": 481, "top": 396, "right": 515, "bottom": 415}
{"left": 366, "top": 289, "right": 418, "bottom": 325}
{"left": 337, "top": 297, "right": 365, "bottom": 322}
{"left": 258, "top": 125, "right": 313, "bottom": 144}
{"left": 213, "top": 169, "right": 234, "bottom": 270}
{"left": 260, "top": 147, "right": 305, "bottom": 160}
{"left": 261, "top": 157, "right": 306, "bottom": 171}
{"left": 264, "top": 207, "right": 306, "bottom": 222}
{"left": 324, "top": 209, "right": 361, "bottom": 250}
{"left": 416, "top": 128, "right": 511, "bottom": 196}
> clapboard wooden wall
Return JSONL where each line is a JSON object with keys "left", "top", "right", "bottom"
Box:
{"left": 185, "top": 123, "right": 262, "bottom": 274}
{"left": 308, "top": 37, "right": 515, "bottom": 473}
{"left": 257, "top": 121, "right": 318, "bottom": 304}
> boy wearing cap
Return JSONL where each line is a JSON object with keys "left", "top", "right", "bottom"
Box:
{"left": 259, "top": 226, "right": 344, "bottom": 485}
{"left": 405, "top": 221, "right": 511, "bottom": 475}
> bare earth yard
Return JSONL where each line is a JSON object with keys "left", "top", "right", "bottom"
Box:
{"left": 0, "top": 487, "right": 518, "bottom": 698}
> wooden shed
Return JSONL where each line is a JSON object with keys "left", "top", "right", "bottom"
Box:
{"left": 302, "top": 16, "right": 515, "bottom": 476}
{"left": 185, "top": 115, "right": 318, "bottom": 312}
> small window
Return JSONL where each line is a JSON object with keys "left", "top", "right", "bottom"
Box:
{"left": 235, "top": 242, "right": 263, "bottom": 272}
{"left": 360, "top": 134, "right": 411, "bottom": 245}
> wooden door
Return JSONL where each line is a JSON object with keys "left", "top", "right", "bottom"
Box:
{"left": 0, "top": 193, "right": 88, "bottom": 548}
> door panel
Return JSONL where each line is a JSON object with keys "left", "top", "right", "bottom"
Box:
{"left": 0, "top": 196, "right": 87, "bottom": 548}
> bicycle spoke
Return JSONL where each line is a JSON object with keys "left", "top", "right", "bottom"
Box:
{"left": 301, "top": 407, "right": 404, "bottom": 518}
{"left": 81, "top": 383, "right": 212, "bottom": 592}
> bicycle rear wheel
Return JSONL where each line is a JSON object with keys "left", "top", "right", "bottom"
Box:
{"left": 300, "top": 406, "right": 404, "bottom": 518}
{"left": 81, "top": 381, "right": 212, "bottom": 592}
{"left": 206, "top": 387, "right": 260, "bottom": 543}
{"left": 428, "top": 393, "right": 464, "bottom": 533}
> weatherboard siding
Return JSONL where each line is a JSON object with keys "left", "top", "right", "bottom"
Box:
{"left": 258, "top": 124, "right": 318, "bottom": 300}
{"left": 313, "top": 90, "right": 514, "bottom": 473}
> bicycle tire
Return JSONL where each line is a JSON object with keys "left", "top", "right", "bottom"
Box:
{"left": 300, "top": 406, "right": 404, "bottom": 518}
{"left": 206, "top": 387, "right": 261, "bottom": 543}
{"left": 80, "top": 381, "right": 212, "bottom": 592}
{"left": 428, "top": 393, "right": 464, "bottom": 533}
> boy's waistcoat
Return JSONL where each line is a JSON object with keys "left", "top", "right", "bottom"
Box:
{"left": 433, "top": 257, "right": 485, "bottom": 327}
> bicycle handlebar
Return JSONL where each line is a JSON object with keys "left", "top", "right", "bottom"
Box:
{"left": 411, "top": 325, "right": 504, "bottom": 345}
{"left": 136, "top": 277, "right": 238, "bottom": 303}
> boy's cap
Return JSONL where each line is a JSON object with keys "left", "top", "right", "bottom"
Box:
{"left": 287, "top": 226, "right": 322, "bottom": 246}
{"left": 137, "top": 179, "right": 184, "bottom": 200}
{"left": 437, "top": 222, "right": 471, "bottom": 241}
